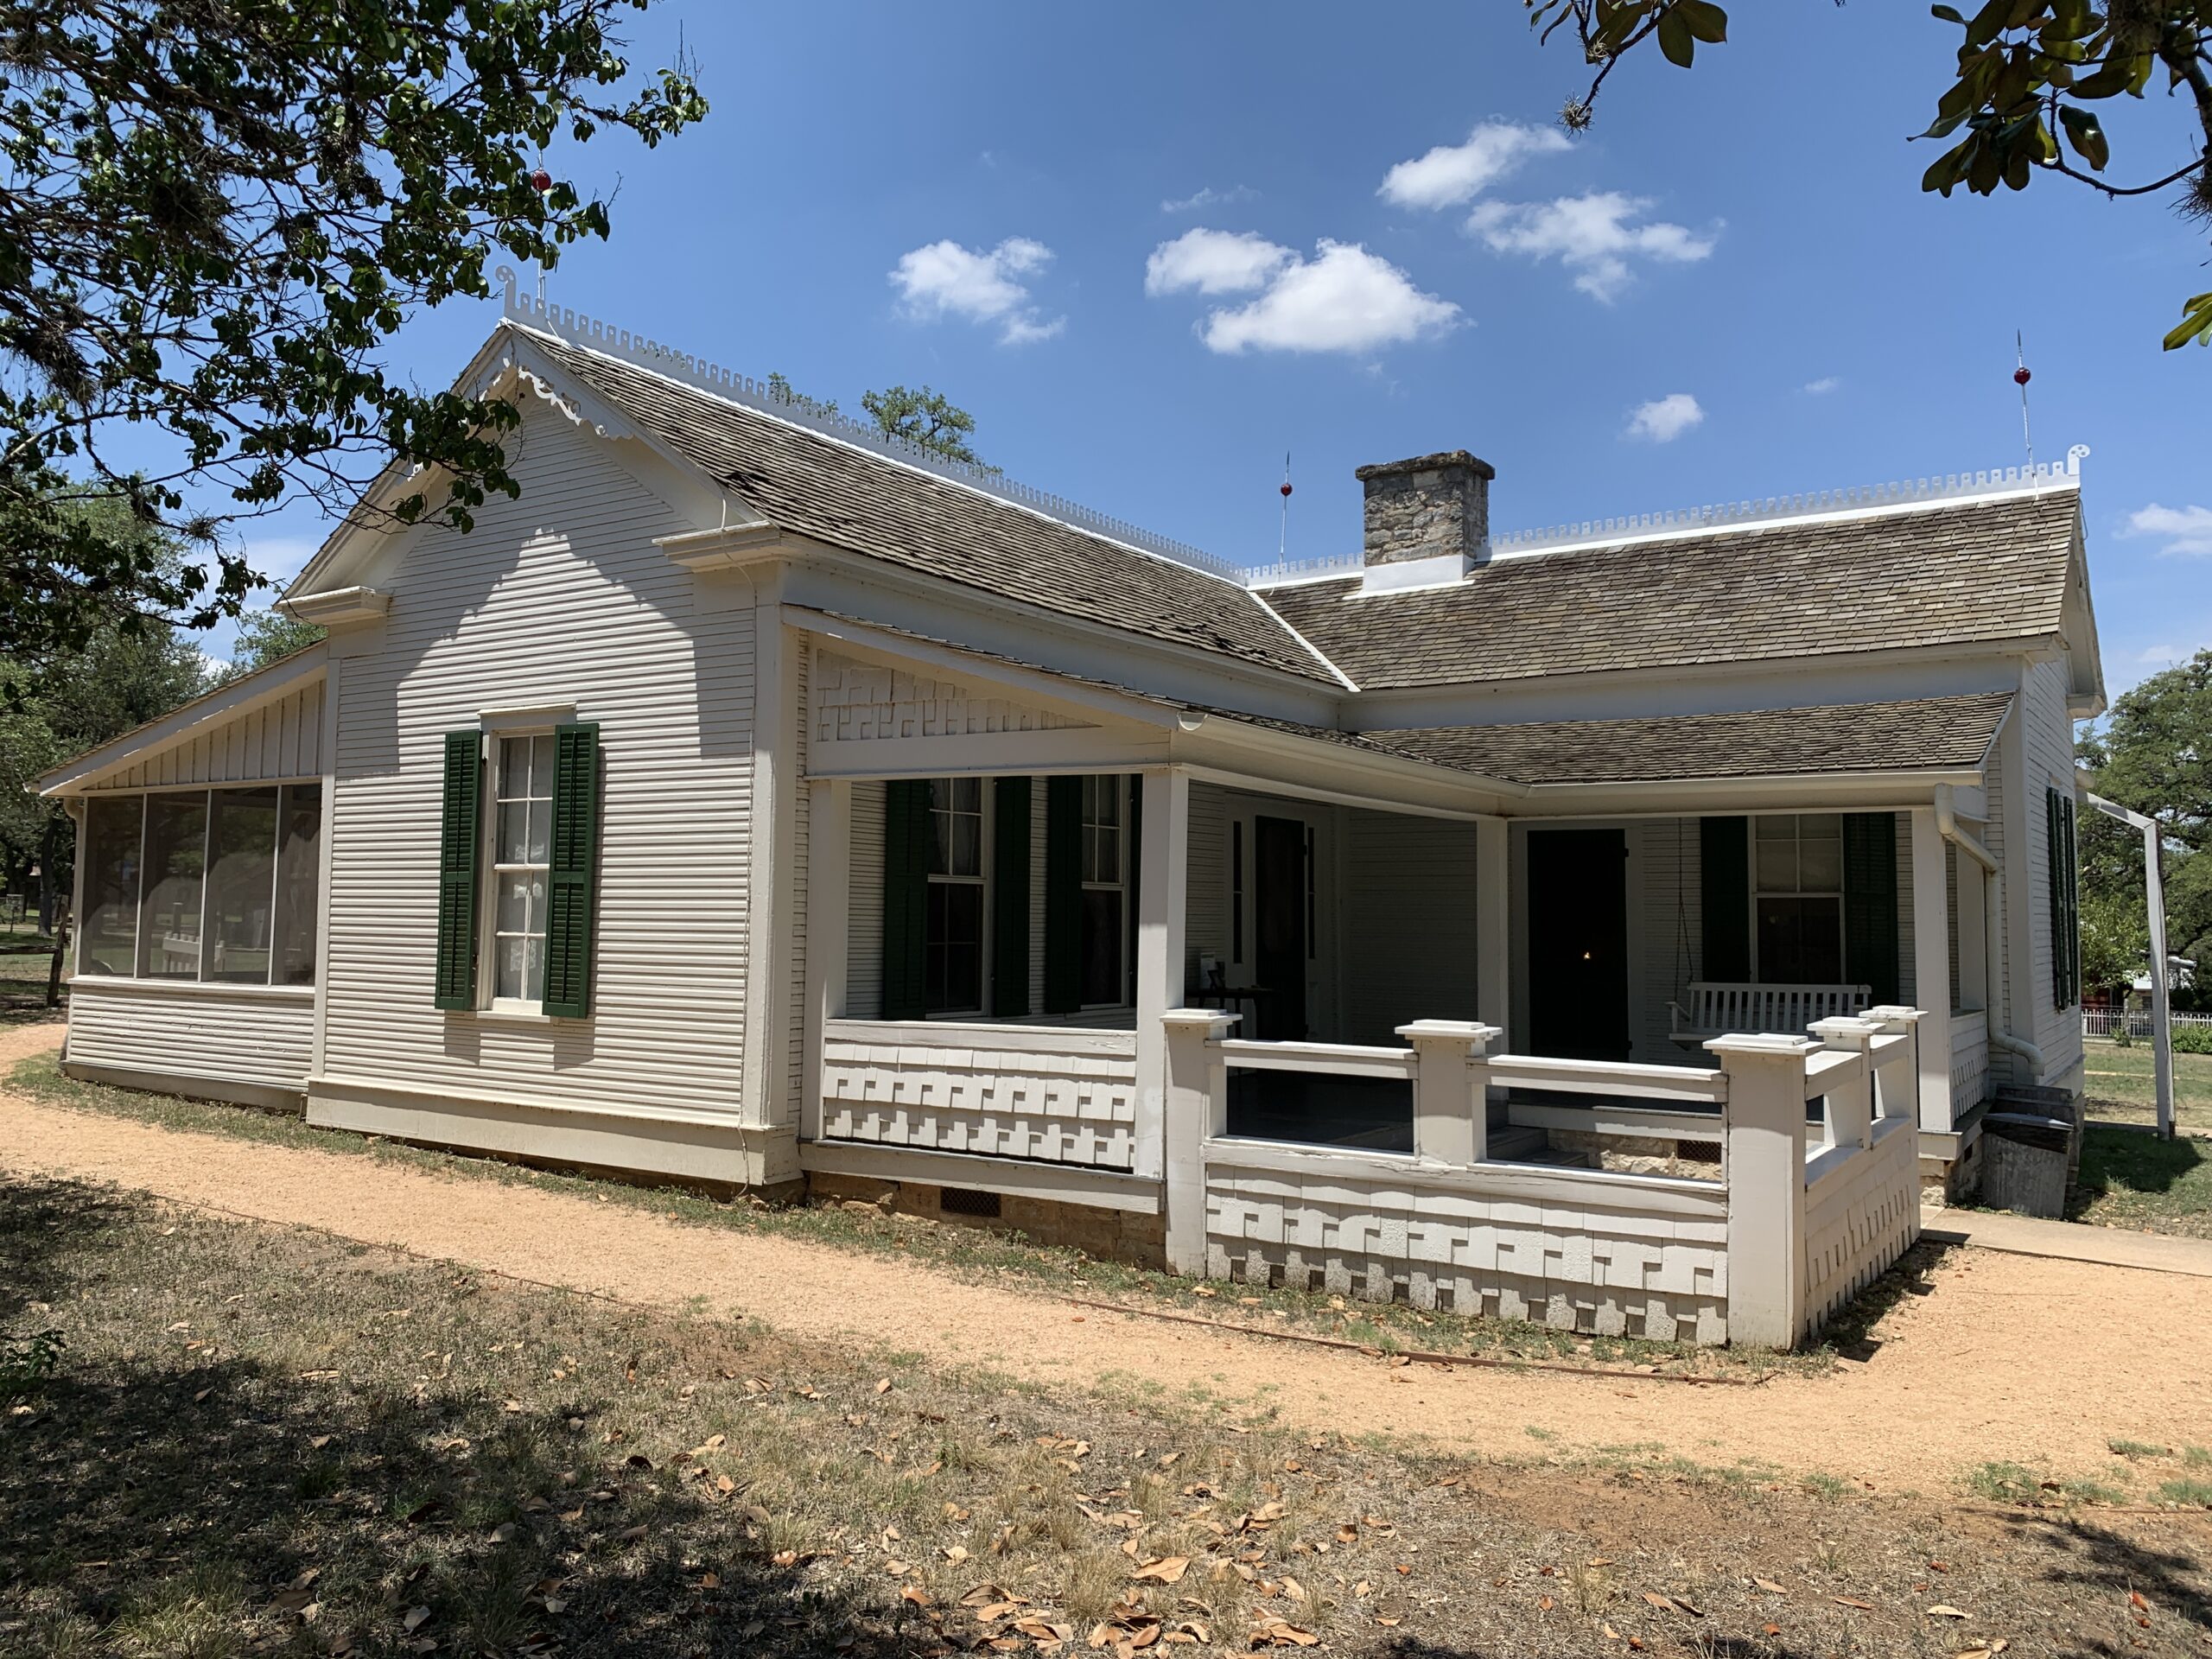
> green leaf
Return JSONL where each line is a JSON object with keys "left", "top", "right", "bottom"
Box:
{"left": 2165, "top": 293, "right": 2212, "bottom": 353}
{"left": 2057, "top": 104, "right": 2109, "bottom": 169}
{"left": 1930, "top": 3, "right": 1967, "bottom": 21}
{"left": 1656, "top": 7, "right": 1696, "bottom": 67}
{"left": 1671, "top": 0, "right": 1728, "bottom": 43}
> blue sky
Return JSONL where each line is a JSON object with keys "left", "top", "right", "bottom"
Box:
{"left": 213, "top": 3, "right": 2210, "bottom": 695}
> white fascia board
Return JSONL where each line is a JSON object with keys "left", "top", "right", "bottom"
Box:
{"left": 1167, "top": 715, "right": 1524, "bottom": 817}
{"left": 1345, "top": 637, "right": 2046, "bottom": 730}
{"left": 1509, "top": 766, "right": 1986, "bottom": 820}
{"left": 36, "top": 644, "right": 327, "bottom": 797}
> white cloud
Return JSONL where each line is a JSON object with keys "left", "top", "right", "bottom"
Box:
{"left": 1802, "top": 376, "right": 1840, "bottom": 395}
{"left": 889, "top": 237, "right": 1065, "bottom": 345}
{"left": 1467, "top": 192, "right": 1716, "bottom": 302}
{"left": 2137, "top": 644, "right": 2183, "bottom": 666}
{"left": 1147, "top": 234, "right": 1462, "bottom": 355}
{"left": 1625, "top": 393, "right": 1704, "bottom": 443}
{"left": 1145, "top": 229, "right": 1294, "bottom": 296}
{"left": 2123, "top": 503, "right": 2212, "bottom": 556}
{"left": 1379, "top": 120, "right": 1571, "bottom": 211}
{"left": 1160, "top": 183, "right": 1258, "bottom": 215}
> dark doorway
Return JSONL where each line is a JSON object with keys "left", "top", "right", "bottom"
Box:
{"left": 1253, "top": 815, "right": 1307, "bottom": 1040}
{"left": 1526, "top": 828, "right": 1630, "bottom": 1060}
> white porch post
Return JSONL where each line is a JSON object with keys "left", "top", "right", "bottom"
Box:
{"left": 1134, "top": 766, "right": 1191, "bottom": 1184}
{"left": 1162, "top": 1008, "right": 1236, "bottom": 1274}
{"left": 1474, "top": 815, "right": 1512, "bottom": 1041}
{"left": 1709, "top": 1033, "right": 1815, "bottom": 1350}
{"left": 1397, "top": 1020, "right": 1501, "bottom": 1165}
{"left": 1808, "top": 1014, "right": 1882, "bottom": 1151}
{"left": 1908, "top": 806, "right": 1952, "bottom": 1132}
{"left": 801, "top": 778, "right": 850, "bottom": 1145}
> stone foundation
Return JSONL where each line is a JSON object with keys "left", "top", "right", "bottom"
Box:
{"left": 805, "top": 1172, "right": 1167, "bottom": 1269}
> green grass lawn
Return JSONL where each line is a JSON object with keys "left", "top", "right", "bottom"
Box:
{"left": 2069, "top": 1123, "right": 2212, "bottom": 1240}
{"left": 2079, "top": 1038, "right": 2212, "bottom": 1134}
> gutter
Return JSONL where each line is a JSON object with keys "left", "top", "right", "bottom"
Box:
{"left": 1934, "top": 783, "right": 2045, "bottom": 1079}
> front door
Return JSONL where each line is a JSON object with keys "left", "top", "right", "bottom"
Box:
{"left": 1526, "top": 828, "right": 1630, "bottom": 1060}
{"left": 1253, "top": 815, "right": 1308, "bottom": 1040}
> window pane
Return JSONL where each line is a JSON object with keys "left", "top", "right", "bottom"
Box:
{"left": 1797, "top": 835, "right": 1844, "bottom": 891}
{"left": 498, "top": 798, "right": 549, "bottom": 863}
{"left": 137, "top": 794, "right": 208, "bottom": 980}
{"left": 1754, "top": 839, "right": 1796, "bottom": 893}
{"left": 1755, "top": 816, "right": 1795, "bottom": 841}
{"left": 79, "top": 796, "right": 143, "bottom": 976}
{"left": 1080, "top": 888, "right": 1124, "bottom": 1007}
{"left": 1758, "top": 896, "right": 1844, "bottom": 984}
{"left": 204, "top": 787, "right": 278, "bottom": 984}
{"left": 499, "top": 735, "right": 532, "bottom": 793}
{"left": 496, "top": 872, "right": 545, "bottom": 934}
{"left": 1798, "top": 813, "right": 1842, "bottom": 838}
{"left": 925, "top": 882, "right": 984, "bottom": 1014}
{"left": 532, "top": 734, "right": 556, "bottom": 791}
{"left": 496, "top": 934, "right": 545, "bottom": 1002}
{"left": 273, "top": 784, "right": 321, "bottom": 986}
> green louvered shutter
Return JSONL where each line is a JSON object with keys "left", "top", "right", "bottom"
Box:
{"left": 1043, "top": 775, "right": 1084, "bottom": 1014}
{"left": 541, "top": 723, "right": 601, "bottom": 1019}
{"left": 991, "top": 778, "right": 1032, "bottom": 1018}
{"left": 882, "top": 780, "right": 931, "bottom": 1020}
{"left": 1699, "top": 817, "right": 1751, "bottom": 982}
{"left": 434, "top": 731, "right": 482, "bottom": 1010}
{"left": 1841, "top": 812, "right": 1899, "bottom": 1005}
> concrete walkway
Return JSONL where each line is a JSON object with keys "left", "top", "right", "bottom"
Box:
{"left": 1924, "top": 1204, "right": 2212, "bottom": 1278}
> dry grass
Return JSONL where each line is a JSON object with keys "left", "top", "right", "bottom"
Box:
{"left": 3, "top": 1174, "right": 2209, "bottom": 1657}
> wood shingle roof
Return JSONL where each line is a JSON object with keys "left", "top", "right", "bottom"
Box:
{"left": 523, "top": 330, "right": 1340, "bottom": 686}
{"left": 1260, "top": 493, "right": 2081, "bottom": 690}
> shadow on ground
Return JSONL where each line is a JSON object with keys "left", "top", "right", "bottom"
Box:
{"left": 2072, "top": 1123, "right": 2206, "bottom": 1206}
{"left": 0, "top": 1179, "right": 921, "bottom": 1658}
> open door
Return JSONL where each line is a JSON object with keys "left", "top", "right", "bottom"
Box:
{"left": 1253, "top": 815, "right": 1308, "bottom": 1040}
{"left": 1526, "top": 828, "right": 1630, "bottom": 1060}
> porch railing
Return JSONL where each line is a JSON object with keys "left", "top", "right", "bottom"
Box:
{"left": 1165, "top": 1009, "right": 1927, "bottom": 1349}
{"left": 819, "top": 1018, "right": 1141, "bottom": 1171}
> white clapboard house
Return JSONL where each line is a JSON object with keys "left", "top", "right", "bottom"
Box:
{"left": 38, "top": 278, "right": 2105, "bottom": 1348}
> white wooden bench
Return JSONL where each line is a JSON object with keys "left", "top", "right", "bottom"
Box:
{"left": 1668, "top": 981, "right": 1872, "bottom": 1046}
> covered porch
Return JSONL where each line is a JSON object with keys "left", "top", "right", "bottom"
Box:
{"left": 788, "top": 623, "right": 2006, "bottom": 1344}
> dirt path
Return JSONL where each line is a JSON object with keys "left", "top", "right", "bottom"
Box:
{"left": 5, "top": 1020, "right": 2208, "bottom": 1493}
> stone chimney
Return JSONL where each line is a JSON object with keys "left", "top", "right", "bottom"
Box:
{"left": 1354, "top": 451, "right": 1493, "bottom": 591}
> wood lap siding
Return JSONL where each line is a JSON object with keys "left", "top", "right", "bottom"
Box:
{"left": 1340, "top": 810, "right": 1478, "bottom": 1045}
{"left": 84, "top": 681, "right": 325, "bottom": 791}
{"left": 321, "top": 407, "right": 754, "bottom": 1118}
{"left": 2021, "top": 658, "right": 2085, "bottom": 1082}
{"left": 67, "top": 982, "right": 315, "bottom": 1093}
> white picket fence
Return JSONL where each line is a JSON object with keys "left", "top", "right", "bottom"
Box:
{"left": 2083, "top": 1007, "right": 2211, "bottom": 1040}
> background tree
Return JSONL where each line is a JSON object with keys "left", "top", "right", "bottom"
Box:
{"left": 861, "top": 385, "right": 998, "bottom": 470}
{"left": 0, "top": 0, "right": 707, "bottom": 661}
{"left": 1529, "top": 1, "right": 2212, "bottom": 348}
{"left": 2078, "top": 646, "right": 2212, "bottom": 1001}
{"left": 766, "top": 374, "right": 996, "bottom": 470}
{"left": 223, "top": 610, "right": 327, "bottom": 679}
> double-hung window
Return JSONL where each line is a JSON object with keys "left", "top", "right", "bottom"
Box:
{"left": 924, "top": 778, "right": 987, "bottom": 1014}
{"left": 434, "top": 721, "right": 600, "bottom": 1017}
{"left": 489, "top": 734, "right": 556, "bottom": 1007}
{"left": 1753, "top": 814, "right": 1845, "bottom": 983}
{"left": 1078, "top": 775, "right": 1127, "bottom": 1007}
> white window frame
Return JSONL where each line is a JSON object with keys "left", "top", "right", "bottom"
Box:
{"left": 1750, "top": 812, "right": 1847, "bottom": 985}
{"left": 479, "top": 728, "right": 558, "bottom": 1014}
{"left": 1079, "top": 774, "right": 1131, "bottom": 1010}
{"left": 923, "top": 776, "right": 991, "bottom": 1019}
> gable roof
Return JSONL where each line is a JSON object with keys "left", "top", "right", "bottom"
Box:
{"left": 1357, "top": 691, "right": 2013, "bottom": 786}
{"left": 515, "top": 328, "right": 1340, "bottom": 687}
{"left": 1260, "top": 490, "right": 2082, "bottom": 690}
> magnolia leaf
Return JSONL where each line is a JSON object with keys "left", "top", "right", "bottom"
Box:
{"left": 2163, "top": 293, "right": 2212, "bottom": 353}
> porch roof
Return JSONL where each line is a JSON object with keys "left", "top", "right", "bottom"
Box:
{"left": 1356, "top": 692, "right": 2013, "bottom": 786}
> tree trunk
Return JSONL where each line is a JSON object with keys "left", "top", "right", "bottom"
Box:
{"left": 47, "top": 916, "right": 68, "bottom": 1009}
{"left": 35, "top": 816, "right": 59, "bottom": 936}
